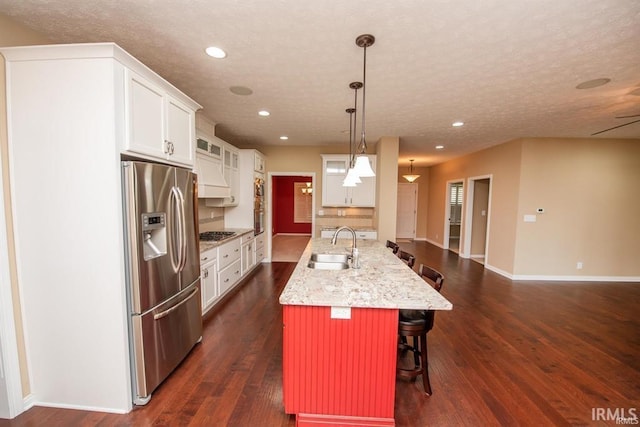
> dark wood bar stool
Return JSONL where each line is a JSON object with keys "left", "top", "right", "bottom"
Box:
{"left": 397, "top": 264, "right": 444, "bottom": 395}
{"left": 398, "top": 250, "right": 415, "bottom": 269}
{"left": 385, "top": 240, "right": 400, "bottom": 254}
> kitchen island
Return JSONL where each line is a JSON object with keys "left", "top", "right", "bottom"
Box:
{"left": 279, "top": 238, "right": 452, "bottom": 426}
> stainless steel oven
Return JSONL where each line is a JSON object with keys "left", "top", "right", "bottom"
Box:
{"left": 254, "top": 174, "right": 265, "bottom": 235}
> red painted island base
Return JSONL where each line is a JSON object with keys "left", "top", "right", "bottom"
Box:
{"left": 282, "top": 305, "right": 399, "bottom": 426}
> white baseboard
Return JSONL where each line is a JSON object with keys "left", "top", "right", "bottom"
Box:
{"left": 424, "top": 238, "right": 444, "bottom": 249}
{"left": 25, "top": 399, "right": 130, "bottom": 414}
{"left": 483, "top": 264, "right": 640, "bottom": 282}
{"left": 511, "top": 275, "right": 640, "bottom": 282}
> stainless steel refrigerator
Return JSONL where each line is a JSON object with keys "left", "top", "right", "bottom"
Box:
{"left": 122, "top": 160, "right": 202, "bottom": 405}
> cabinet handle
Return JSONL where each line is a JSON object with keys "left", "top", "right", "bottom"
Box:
{"left": 164, "top": 140, "right": 170, "bottom": 154}
{"left": 201, "top": 257, "right": 208, "bottom": 261}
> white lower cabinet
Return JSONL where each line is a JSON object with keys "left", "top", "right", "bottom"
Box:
{"left": 255, "top": 233, "right": 266, "bottom": 263}
{"left": 219, "top": 260, "right": 242, "bottom": 296}
{"left": 241, "top": 232, "right": 257, "bottom": 275}
{"left": 217, "top": 238, "right": 241, "bottom": 298}
{"left": 200, "top": 231, "right": 264, "bottom": 315}
{"left": 200, "top": 248, "right": 218, "bottom": 313}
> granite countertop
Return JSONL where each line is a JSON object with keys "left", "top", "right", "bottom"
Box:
{"left": 198, "top": 228, "right": 254, "bottom": 253}
{"left": 279, "top": 238, "right": 453, "bottom": 311}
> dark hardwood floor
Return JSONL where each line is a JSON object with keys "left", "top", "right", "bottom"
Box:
{"left": 3, "top": 242, "right": 639, "bottom": 426}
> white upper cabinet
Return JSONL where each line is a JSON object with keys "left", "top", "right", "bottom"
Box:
{"left": 124, "top": 70, "right": 196, "bottom": 167}
{"left": 254, "top": 151, "right": 266, "bottom": 173}
{"left": 321, "top": 154, "right": 376, "bottom": 207}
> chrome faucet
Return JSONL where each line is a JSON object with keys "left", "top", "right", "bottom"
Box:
{"left": 331, "top": 226, "right": 360, "bottom": 269}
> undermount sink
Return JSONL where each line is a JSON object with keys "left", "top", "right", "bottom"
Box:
{"left": 307, "top": 253, "right": 350, "bottom": 270}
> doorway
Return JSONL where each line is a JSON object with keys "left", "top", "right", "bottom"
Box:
{"left": 267, "top": 172, "right": 315, "bottom": 263}
{"left": 444, "top": 180, "right": 464, "bottom": 253}
{"left": 463, "top": 176, "right": 492, "bottom": 264}
{"left": 396, "top": 183, "right": 417, "bottom": 240}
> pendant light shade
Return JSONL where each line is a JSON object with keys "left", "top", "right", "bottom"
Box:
{"left": 403, "top": 159, "right": 420, "bottom": 182}
{"left": 354, "top": 155, "right": 376, "bottom": 177}
{"left": 343, "top": 168, "right": 360, "bottom": 187}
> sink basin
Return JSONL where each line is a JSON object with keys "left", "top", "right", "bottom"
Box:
{"left": 307, "top": 253, "right": 350, "bottom": 270}
{"left": 310, "top": 253, "right": 350, "bottom": 263}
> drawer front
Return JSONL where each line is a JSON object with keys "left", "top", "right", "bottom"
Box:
{"left": 200, "top": 248, "right": 217, "bottom": 264}
{"left": 255, "top": 246, "right": 266, "bottom": 263}
{"left": 218, "top": 239, "right": 241, "bottom": 269}
{"left": 255, "top": 233, "right": 265, "bottom": 249}
{"left": 219, "top": 259, "right": 241, "bottom": 295}
{"left": 242, "top": 232, "right": 256, "bottom": 244}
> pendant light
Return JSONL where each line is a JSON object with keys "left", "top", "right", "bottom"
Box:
{"left": 403, "top": 159, "right": 420, "bottom": 183}
{"left": 343, "top": 81, "right": 362, "bottom": 187}
{"left": 353, "top": 34, "right": 376, "bottom": 178}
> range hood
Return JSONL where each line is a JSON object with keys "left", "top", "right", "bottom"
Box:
{"left": 195, "top": 153, "right": 231, "bottom": 198}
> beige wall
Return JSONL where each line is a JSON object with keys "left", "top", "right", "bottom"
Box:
{"left": 375, "top": 137, "right": 399, "bottom": 243}
{"left": 428, "top": 140, "right": 523, "bottom": 274}
{"left": 1, "top": 13, "right": 52, "bottom": 400}
{"left": 513, "top": 138, "right": 640, "bottom": 277}
{"left": 428, "top": 137, "right": 640, "bottom": 278}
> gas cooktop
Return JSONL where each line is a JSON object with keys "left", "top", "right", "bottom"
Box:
{"left": 199, "top": 231, "right": 237, "bottom": 242}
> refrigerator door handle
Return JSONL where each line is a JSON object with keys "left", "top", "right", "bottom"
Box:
{"left": 171, "top": 187, "right": 187, "bottom": 273}
{"left": 175, "top": 187, "right": 187, "bottom": 271}
{"left": 153, "top": 286, "right": 199, "bottom": 320}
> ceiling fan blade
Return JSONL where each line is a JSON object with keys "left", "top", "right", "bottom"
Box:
{"left": 615, "top": 114, "right": 640, "bottom": 119}
{"left": 591, "top": 119, "right": 640, "bottom": 136}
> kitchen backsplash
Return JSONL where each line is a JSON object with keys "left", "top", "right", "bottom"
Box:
{"left": 198, "top": 200, "right": 225, "bottom": 233}
{"left": 314, "top": 207, "right": 375, "bottom": 235}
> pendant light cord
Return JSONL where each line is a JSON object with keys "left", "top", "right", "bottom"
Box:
{"left": 359, "top": 43, "right": 367, "bottom": 154}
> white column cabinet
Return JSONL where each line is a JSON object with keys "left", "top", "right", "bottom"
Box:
{"left": 223, "top": 145, "right": 240, "bottom": 206}
{"left": 224, "top": 149, "right": 266, "bottom": 229}
{"left": 321, "top": 154, "right": 376, "bottom": 207}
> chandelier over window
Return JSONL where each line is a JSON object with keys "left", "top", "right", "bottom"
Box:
{"left": 403, "top": 159, "right": 420, "bottom": 182}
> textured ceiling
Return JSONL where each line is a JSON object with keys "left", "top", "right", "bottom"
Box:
{"left": 1, "top": 0, "right": 639, "bottom": 166}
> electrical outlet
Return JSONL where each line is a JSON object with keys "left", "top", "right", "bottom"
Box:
{"left": 576, "top": 261, "right": 583, "bottom": 270}
{"left": 330, "top": 306, "right": 351, "bottom": 319}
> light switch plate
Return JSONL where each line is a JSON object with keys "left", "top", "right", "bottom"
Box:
{"left": 330, "top": 306, "right": 351, "bottom": 319}
{"left": 524, "top": 214, "right": 537, "bottom": 223}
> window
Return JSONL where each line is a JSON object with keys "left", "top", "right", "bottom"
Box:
{"left": 449, "top": 183, "right": 463, "bottom": 224}
{"left": 294, "top": 182, "right": 312, "bottom": 223}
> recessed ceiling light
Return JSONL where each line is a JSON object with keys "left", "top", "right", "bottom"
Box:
{"left": 576, "top": 78, "right": 611, "bottom": 89}
{"left": 452, "top": 121, "right": 464, "bottom": 127}
{"left": 258, "top": 110, "right": 270, "bottom": 117}
{"left": 205, "top": 46, "right": 227, "bottom": 59}
{"left": 280, "top": 136, "right": 288, "bottom": 140}
{"left": 229, "top": 86, "right": 253, "bottom": 95}
{"left": 435, "top": 145, "right": 444, "bottom": 150}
